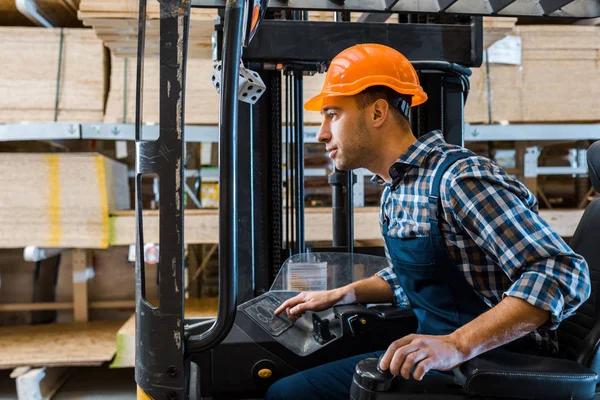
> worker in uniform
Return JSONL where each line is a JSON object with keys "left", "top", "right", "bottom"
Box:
{"left": 265, "top": 44, "right": 592, "bottom": 400}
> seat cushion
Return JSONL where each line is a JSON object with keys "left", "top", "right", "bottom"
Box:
{"left": 453, "top": 350, "right": 598, "bottom": 400}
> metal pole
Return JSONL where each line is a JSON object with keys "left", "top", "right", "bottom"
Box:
{"left": 329, "top": 168, "right": 347, "bottom": 248}
{"left": 293, "top": 71, "right": 305, "bottom": 253}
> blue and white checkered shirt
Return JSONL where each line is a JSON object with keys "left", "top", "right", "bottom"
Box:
{"left": 374, "top": 130, "right": 591, "bottom": 354}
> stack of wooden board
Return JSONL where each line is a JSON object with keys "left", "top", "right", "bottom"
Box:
{"left": 466, "top": 24, "right": 600, "bottom": 123}
{"left": 0, "top": 27, "right": 107, "bottom": 123}
{"left": 0, "top": 153, "right": 130, "bottom": 249}
{"left": 0, "top": 0, "right": 81, "bottom": 27}
{"left": 104, "top": 52, "right": 220, "bottom": 124}
{"left": 295, "top": 17, "right": 520, "bottom": 126}
{"left": 78, "top": 0, "right": 216, "bottom": 57}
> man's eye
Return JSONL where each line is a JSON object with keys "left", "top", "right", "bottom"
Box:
{"left": 327, "top": 112, "right": 337, "bottom": 118}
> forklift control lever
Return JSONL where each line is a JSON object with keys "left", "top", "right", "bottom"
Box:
{"left": 312, "top": 313, "right": 335, "bottom": 345}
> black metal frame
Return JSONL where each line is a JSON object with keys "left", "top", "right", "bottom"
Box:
{"left": 190, "top": 0, "right": 600, "bottom": 18}
{"left": 243, "top": 20, "right": 483, "bottom": 67}
{"left": 134, "top": 1, "right": 190, "bottom": 398}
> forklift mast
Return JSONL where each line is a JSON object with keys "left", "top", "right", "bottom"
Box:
{"left": 133, "top": 1, "right": 600, "bottom": 399}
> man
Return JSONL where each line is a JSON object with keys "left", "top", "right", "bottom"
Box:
{"left": 265, "top": 43, "right": 591, "bottom": 400}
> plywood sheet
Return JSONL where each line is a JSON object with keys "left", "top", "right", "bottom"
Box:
{"left": 0, "top": 320, "right": 123, "bottom": 369}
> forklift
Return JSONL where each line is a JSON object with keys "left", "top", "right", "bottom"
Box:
{"left": 133, "top": 1, "right": 600, "bottom": 399}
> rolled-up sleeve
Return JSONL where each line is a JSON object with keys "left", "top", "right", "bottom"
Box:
{"left": 444, "top": 161, "right": 591, "bottom": 329}
{"left": 376, "top": 265, "right": 410, "bottom": 306}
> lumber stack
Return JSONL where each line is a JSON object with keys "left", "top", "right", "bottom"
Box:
{"left": 0, "top": 27, "right": 107, "bottom": 123}
{"left": 0, "top": 153, "right": 130, "bottom": 249}
{"left": 299, "top": 17, "right": 519, "bottom": 126}
{"left": 466, "top": 24, "right": 600, "bottom": 123}
{"left": 104, "top": 52, "right": 220, "bottom": 124}
{"left": 78, "top": 0, "right": 216, "bottom": 57}
{"left": 482, "top": 17, "right": 518, "bottom": 49}
{"left": 0, "top": 0, "right": 81, "bottom": 27}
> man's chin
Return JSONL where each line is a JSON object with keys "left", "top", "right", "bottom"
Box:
{"left": 334, "top": 160, "right": 355, "bottom": 171}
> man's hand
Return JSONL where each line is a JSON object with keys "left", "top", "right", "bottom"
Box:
{"left": 378, "top": 334, "right": 467, "bottom": 381}
{"left": 274, "top": 288, "right": 347, "bottom": 322}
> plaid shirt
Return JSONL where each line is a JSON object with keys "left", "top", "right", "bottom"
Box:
{"left": 374, "top": 130, "right": 591, "bottom": 354}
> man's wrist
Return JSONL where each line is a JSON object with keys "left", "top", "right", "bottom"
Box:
{"left": 448, "top": 330, "right": 475, "bottom": 361}
{"left": 335, "top": 286, "right": 357, "bottom": 305}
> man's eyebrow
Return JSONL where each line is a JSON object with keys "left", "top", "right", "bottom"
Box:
{"left": 321, "top": 106, "right": 341, "bottom": 114}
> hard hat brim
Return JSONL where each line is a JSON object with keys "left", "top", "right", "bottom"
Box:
{"left": 304, "top": 80, "right": 428, "bottom": 112}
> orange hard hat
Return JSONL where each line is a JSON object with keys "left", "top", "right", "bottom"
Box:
{"left": 304, "top": 43, "right": 428, "bottom": 111}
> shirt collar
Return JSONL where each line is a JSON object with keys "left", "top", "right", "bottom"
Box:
{"left": 371, "top": 130, "right": 446, "bottom": 186}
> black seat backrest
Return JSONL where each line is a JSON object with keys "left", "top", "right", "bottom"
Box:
{"left": 557, "top": 141, "right": 600, "bottom": 373}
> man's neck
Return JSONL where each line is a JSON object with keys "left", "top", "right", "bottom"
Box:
{"left": 369, "top": 130, "right": 417, "bottom": 183}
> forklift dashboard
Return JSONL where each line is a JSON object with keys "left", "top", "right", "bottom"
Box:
{"left": 242, "top": 293, "right": 292, "bottom": 337}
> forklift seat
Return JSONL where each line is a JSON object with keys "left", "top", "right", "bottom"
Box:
{"left": 351, "top": 141, "right": 600, "bottom": 400}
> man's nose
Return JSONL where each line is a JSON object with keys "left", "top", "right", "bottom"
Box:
{"left": 316, "top": 123, "right": 330, "bottom": 143}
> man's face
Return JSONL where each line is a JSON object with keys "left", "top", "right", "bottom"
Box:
{"left": 316, "top": 96, "right": 374, "bottom": 171}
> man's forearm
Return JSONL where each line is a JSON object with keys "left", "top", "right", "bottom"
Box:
{"left": 339, "top": 275, "right": 395, "bottom": 304}
{"left": 450, "top": 296, "right": 550, "bottom": 360}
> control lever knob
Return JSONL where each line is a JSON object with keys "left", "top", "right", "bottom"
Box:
{"left": 353, "top": 355, "right": 394, "bottom": 392}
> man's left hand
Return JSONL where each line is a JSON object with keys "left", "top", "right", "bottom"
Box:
{"left": 378, "top": 334, "right": 467, "bottom": 381}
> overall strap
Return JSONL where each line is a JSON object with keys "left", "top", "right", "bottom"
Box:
{"left": 428, "top": 152, "right": 472, "bottom": 235}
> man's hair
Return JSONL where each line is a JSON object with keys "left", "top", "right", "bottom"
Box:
{"left": 354, "top": 85, "right": 412, "bottom": 127}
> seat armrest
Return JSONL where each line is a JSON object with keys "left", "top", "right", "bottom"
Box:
{"left": 367, "top": 304, "right": 415, "bottom": 319}
{"left": 453, "top": 350, "right": 598, "bottom": 400}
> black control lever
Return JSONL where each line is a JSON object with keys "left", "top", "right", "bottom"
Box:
{"left": 312, "top": 313, "right": 335, "bottom": 344}
{"left": 353, "top": 355, "right": 395, "bottom": 392}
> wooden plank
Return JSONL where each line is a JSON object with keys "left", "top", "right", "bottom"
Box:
{"left": 13, "top": 366, "right": 70, "bottom": 400}
{"left": 0, "top": 320, "right": 123, "bottom": 369}
{"left": 0, "top": 303, "right": 73, "bottom": 312}
{"left": 109, "top": 208, "right": 583, "bottom": 245}
{"left": 110, "top": 298, "right": 218, "bottom": 368}
{"left": 55, "top": 247, "right": 159, "bottom": 323}
{"left": 71, "top": 249, "right": 89, "bottom": 322}
{"left": 0, "top": 300, "right": 140, "bottom": 312}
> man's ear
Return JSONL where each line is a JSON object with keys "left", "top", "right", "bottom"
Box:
{"left": 371, "top": 99, "right": 390, "bottom": 128}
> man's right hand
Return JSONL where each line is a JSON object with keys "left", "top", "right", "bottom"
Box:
{"left": 274, "top": 288, "right": 349, "bottom": 322}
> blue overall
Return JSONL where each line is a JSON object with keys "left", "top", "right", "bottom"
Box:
{"left": 266, "top": 152, "right": 537, "bottom": 400}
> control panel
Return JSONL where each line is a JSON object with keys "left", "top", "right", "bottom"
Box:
{"left": 242, "top": 294, "right": 293, "bottom": 337}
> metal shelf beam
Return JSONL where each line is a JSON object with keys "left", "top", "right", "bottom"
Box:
{"left": 3, "top": 122, "right": 600, "bottom": 144}
{"left": 464, "top": 123, "right": 600, "bottom": 142}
